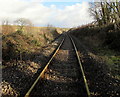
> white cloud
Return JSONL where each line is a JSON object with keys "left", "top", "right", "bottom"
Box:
{"left": 0, "top": 0, "right": 94, "bottom": 27}
{"left": 31, "top": 0, "right": 81, "bottom": 2}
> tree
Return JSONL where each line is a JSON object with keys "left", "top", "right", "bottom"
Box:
{"left": 106, "top": 1, "right": 120, "bottom": 30}
{"left": 14, "top": 18, "right": 32, "bottom": 32}
{"left": 89, "top": 0, "right": 120, "bottom": 30}
{"left": 89, "top": 2, "right": 102, "bottom": 26}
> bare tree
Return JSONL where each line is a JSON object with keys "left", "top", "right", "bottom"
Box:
{"left": 106, "top": 1, "right": 120, "bottom": 30}
{"left": 14, "top": 18, "right": 33, "bottom": 32}
{"left": 89, "top": 2, "right": 102, "bottom": 26}
{"left": 89, "top": 0, "right": 120, "bottom": 29}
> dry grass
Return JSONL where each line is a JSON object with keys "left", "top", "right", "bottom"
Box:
{"left": 2, "top": 25, "right": 64, "bottom": 62}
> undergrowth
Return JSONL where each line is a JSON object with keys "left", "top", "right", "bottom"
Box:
{"left": 71, "top": 23, "right": 120, "bottom": 79}
{"left": 71, "top": 24, "right": 120, "bottom": 51}
{"left": 94, "top": 47, "right": 120, "bottom": 80}
{"left": 2, "top": 27, "right": 59, "bottom": 63}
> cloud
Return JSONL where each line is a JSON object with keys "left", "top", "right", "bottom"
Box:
{"left": 0, "top": 0, "right": 94, "bottom": 27}
{"left": 31, "top": 0, "right": 81, "bottom": 2}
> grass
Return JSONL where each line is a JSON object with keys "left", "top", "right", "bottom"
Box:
{"left": 91, "top": 46, "right": 120, "bottom": 80}
{"left": 2, "top": 25, "right": 62, "bottom": 64}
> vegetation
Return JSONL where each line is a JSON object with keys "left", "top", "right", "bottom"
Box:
{"left": 71, "top": 0, "right": 120, "bottom": 80}
{"left": 89, "top": 0, "right": 120, "bottom": 30}
{"left": 14, "top": 18, "right": 33, "bottom": 33}
{"left": 72, "top": 24, "right": 120, "bottom": 51}
{"left": 94, "top": 47, "right": 120, "bottom": 80}
{"left": 71, "top": 0, "right": 120, "bottom": 51}
{"left": 2, "top": 19, "right": 62, "bottom": 64}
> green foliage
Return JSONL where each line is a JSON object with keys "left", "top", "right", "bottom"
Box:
{"left": 16, "top": 29, "right": 23, "bottom": 34}
{"left": 94, "top": 48, "right": 120, "bottom": 79}
{"left": 31, "top": 39, "right": 40, "bottom": 46}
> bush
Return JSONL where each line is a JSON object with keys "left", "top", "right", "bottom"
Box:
{"left": 31, "top": 40, "right": 40, "bottom": 46}
{"left": 3, "top": 40, "right": 18, "bottom": 60}
{"left": 104, "top": 31, "right": 120, "bottom": 51}
{"left": 71, "top": 23, "right": 120, "bottom": 51}
{"left": 16, "top": 29, "right": 23, "bottom": 34}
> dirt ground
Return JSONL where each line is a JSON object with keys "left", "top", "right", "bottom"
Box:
{"left": 30, "top": 34, "right": 87, "bottom": 97}
{"left": 1, "top": 35, "right": 64, "bottom": 97}
{"left": 1, "top": 34, "right": 120, "bottom": 97}
{"left": 72, "top": 35, "right": 120, "bottom": 97}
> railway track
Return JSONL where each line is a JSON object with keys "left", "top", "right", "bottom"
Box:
{"left": 24, "top": 33, "right": 90, "bottom": 97}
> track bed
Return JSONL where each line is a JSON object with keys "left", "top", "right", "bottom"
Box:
{"left": 25, "top": 34, "right": 88, "bottom": 97}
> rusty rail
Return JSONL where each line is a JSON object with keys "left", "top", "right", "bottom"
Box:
{"left": 68, "top": 34, "right": 91, "bottom": 97}
{"left": 24, "top": 37, "right": 65, "bottom": 97}
{"left": 24, "top": 33, "right": 90, "bottom": 97}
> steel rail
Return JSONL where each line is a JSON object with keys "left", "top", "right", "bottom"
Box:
{"left": 68, "top": 34, "right": 91, "bottom": 97}
{"left": 24, "top": 37, "right": 65, "bottom": 97}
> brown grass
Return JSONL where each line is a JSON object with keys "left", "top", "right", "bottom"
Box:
{"left": 2, "top": 25, "right": 63, "bottom": 62}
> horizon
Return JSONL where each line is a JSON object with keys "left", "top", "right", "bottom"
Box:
{"left": 0, "top": 0, "right": 95, "bottom": 28}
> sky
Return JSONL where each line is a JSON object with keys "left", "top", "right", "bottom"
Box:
{"left": 0, "top": 0, "right": 95, "bottom": 28}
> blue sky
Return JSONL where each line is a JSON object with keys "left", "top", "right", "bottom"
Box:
{"left": 0, "top": 0, "right": 94, "bottom": 27}
{"left": 24, "top": 0, "right": 92, "bottom": 9}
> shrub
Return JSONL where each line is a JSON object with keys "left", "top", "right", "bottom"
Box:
{"left": 104, "top": 31, "right": 120, "bottom": 51}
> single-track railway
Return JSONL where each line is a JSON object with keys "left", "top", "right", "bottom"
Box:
{"left": 24, "top": 33, "right": 90, "bottom": 97}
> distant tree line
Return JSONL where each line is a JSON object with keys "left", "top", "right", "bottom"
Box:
{"left": 89, "top": 0, "right": 120, "bottom": 30}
